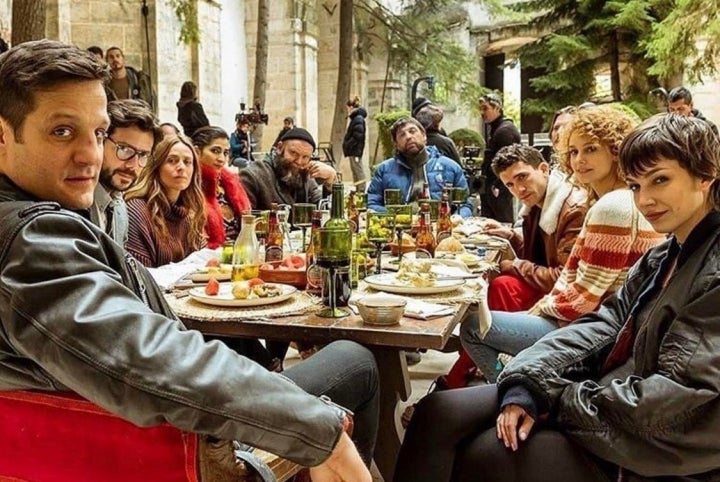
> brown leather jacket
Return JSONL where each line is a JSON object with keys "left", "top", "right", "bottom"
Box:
{"left": 505, "top": 171, "right": 588, "bottom": 293}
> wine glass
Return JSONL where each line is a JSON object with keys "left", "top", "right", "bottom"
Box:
{"left": 292, "top": 203, "right": 315, "bottom": 252}
{"left": 386, "top": 204, "right": 413, "bottom": 264}
{"left": 451, "top": 187, "right": 468, "bottom": 211}
{"left": 366, "top": 212, "right": 394, "bottom": 274}
{"left": 250, "top": 210, "right": 270, "bottom": 241}
{"left": 314, "top": 227, "right": 352, "bottom": 318}
{"left": 384, "top": 188, "right": 402, "bottom": 206}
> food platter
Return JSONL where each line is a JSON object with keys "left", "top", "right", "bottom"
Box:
{"left": 188, "top": 283, "right": 296, "bottom": 307}
{"left": 364, "top": 273, "right": 465, "bottom": 295}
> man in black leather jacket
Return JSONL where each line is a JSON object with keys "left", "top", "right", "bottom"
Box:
{"left": 0, "top": 40, "right": 377, "bottom": 481}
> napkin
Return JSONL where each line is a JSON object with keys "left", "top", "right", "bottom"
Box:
{"left": 146, "top": 248, "right": 221, "bottom": 290}
{"left": 349, "top": 292, "right": 455, "bottom": 320}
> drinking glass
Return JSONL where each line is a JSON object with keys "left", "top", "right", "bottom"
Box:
{"left": 356, "top": 192, "right": 368, "bottom": 212}
{"left": 366, "top": 212, "right": 394, "bottom": 274}
{"left": 384, "top": 188, "right": 402, "bottom": 206}
{"left": 250, "top": 210, "right": 270, "bottom": 240}
{"left": 387, "top": 204, "right": 413, "bottom": 264}
{"left": 451, "top": 187, "right": 468, "bottom": 207}
{"left": 292, "top": 203, "right": 315, "bottom": 251}
{"left": 424, "top": 199, "right": 440, "bottom": 222}
{"left": 314, "top": 227, "right": 351, "bottom": 318}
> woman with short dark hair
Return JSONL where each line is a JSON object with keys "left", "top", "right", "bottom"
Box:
{"left": 176, "top": 80, "right": 209, "bottom": 137}
{"left": 394, "top": 114, "right": 720, "bottom": 482}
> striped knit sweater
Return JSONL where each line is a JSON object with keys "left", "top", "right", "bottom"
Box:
{"left": 533, "top": 189, "right": 665, "bottom": 323}
{"left": 125, "top": 198, "right": 204, "bottom": 268}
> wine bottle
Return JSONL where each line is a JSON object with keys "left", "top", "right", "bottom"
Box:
{"left": 232, "top": 214, "right": 259, "bottom": 281}
{"left": 436, "top": 186, "right": 453, "bottom": 243}
{"left": 321, "top": 176, "right": 351, "bottom": 306}
{"left": 415, "top": 203, "right": 436, "bottom": 258}
{"left": 265, "top": 203, "right": 283, "bottom": 262}
{"left": 420, "top": 182, "right": 431, "bottom": 200}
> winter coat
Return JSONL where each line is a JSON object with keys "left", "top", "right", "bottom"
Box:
{"left": 342, "top": 107, "right": 367, "bottom": 158}
{"left": 201, "top": 164, "right": 252, "bottom": 248}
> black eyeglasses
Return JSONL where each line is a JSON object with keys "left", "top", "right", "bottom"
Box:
{"left": 106, "top": 136, "right": 151, "bottom": 167}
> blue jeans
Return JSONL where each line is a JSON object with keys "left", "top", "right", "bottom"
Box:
{"left": 284, "top": 340, "right": 379, "bottom": 465}
{"left": 461, "top": 310, "right": 557, "bottom": 383}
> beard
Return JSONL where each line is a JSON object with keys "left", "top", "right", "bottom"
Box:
{"left": 274, "top": 151, "right": 308, "bottom": 192}
{"left": 99, "top": 165, "right": 138, "bottom": 193}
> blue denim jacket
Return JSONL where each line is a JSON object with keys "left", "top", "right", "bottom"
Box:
{"left": 367, "top": 145, "right": 473, "bottom": 217}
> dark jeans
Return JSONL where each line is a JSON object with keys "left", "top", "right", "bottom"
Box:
{"left": 394, "top": 385, "right": 610, "bottom": 482}
{"left": 285, "top": 340, "right": 379, "bottom": 466}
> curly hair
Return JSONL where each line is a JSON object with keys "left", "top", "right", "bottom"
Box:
{"left": 557, "top": 105, "right": 637, "bottom": 198}
{"left": 126, "top": 135, "right": 206, "bottom": 250}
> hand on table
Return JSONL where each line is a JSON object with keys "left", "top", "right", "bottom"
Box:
{"left": 496, "top": 404, "right": 535, "bottom": 451}
{"left": 309, "top": 161, "right": 338, "bottom": 187}
{"left": 309, "top": 432, "right": 371, "bottom": 482}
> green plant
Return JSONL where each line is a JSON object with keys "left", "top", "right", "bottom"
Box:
{"left": 448, "top": 128, "right": 484, "bottom": 151}
{"left": 374, "top": 110, "right": 411, "bottom": 162}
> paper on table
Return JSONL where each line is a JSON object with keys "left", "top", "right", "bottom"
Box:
{"left": 146, "top": 248, "right": 221, "bottom": 290}
{"left": 349, "top": 292, "right": 455, "bottom": 320}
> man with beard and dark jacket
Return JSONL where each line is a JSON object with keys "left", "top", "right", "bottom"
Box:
{"left": 0, "top": 40, "right": 377, "bottom": 481}
{"left": 342, "top": 96, "right": 367, "bottom": 186}
{"left": 414, "top": 104, "right": 462, "bottom": 165}
{"left": 667, "top": 86, "right": 719, "bottom": 135}
{"left": 367, "top": 117, "right": 473, "bottom": 217}
{"left": 479, "top": 92, "right": 521, "bottom": 224}
{"left": 89, "top": 99, "right": 159, "bottom": 246}
{"left": 240, "top": 127, "right": 338, "bottom": 210}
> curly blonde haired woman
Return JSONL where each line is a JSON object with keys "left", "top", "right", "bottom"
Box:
{"left": 125, "top": 135, "right": 206, "bottom": 267}
{"left": 459, "top": 105, "right": 666, "bottom": 385}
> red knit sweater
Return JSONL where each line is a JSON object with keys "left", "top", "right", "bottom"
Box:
{"left": 201, "top": 164, "right": 252, "bottom": 248}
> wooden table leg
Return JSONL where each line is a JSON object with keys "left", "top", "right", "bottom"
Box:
{"left": 369, "top": 346, "right": 411, "bottom": 482}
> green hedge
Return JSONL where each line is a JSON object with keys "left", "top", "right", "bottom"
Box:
{"left": 448, "top": 128, "right": 484, "bottom": 151}
{"left": 374, "top": 110, "right": 411, "bottom": 163}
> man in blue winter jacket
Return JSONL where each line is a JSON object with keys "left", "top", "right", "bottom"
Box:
{"left": 367, "top": 117, "right": 473, "bottom": 217}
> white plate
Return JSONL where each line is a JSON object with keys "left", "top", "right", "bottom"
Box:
{"left": 364, "top": 274, "right": 465, "bottom": 295}
{"left": 189, "top": 283, "right": 297, "bottom": 307}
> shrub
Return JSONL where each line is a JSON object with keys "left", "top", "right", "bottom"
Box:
{"left": 448, "top": 128, "right": 484, "bottom": 151}
{"left": 374, "top": 110, "right": 411, "bottom": 163}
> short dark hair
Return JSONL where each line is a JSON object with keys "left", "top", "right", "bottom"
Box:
{"left": 191, "top": 126, "right": 229, "bottom": 150}
{"left": 390, "top": 117, "right": 425, "bottom": 142}
{"left": 160, "top": 122, "right": 180, "bottom": 134}
{"left": 491, "top": 144, "right": 545, "bottom": 175}
{"left": 283, "top": 116, "right": 294, "bottom": 123}
{"left": 107, "top": 99, "right": 161, "bottom": 146}
{"left": 87, "top": 46, "right": 103, "bottom": 57}
{"left": 668, "top": 86, "right": 692, "bottom": 105}
{"left": 106, "top": 46, "right": 123, "bottom": 59}
{"left": 479, "top": 93, "right": 503, "bottom": 110}
{"left": 0, "top": 39, "right": 109, "bottom": 140}
{"left": 414, "top": 105, "right": 443, "bottom": 131}
{"left": 180, "top": 81, "right": 197, "bottom": 100}
{"left": 620, "top": 113, "right": 720, "bottom": 210}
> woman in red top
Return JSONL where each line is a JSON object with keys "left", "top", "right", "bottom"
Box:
{"left": 192, "top": 126, "right": 252, "bottom": 248}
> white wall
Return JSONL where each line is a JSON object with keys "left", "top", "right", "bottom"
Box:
{"left": 220, "top": 0, "right": 248, "bottom": 131}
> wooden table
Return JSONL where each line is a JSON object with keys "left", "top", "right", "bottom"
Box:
{"left": 169, "top": 294, "right": 469, "bottom": 481}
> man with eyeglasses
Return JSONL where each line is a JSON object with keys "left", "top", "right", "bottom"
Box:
{"left": 90, "top": 99, "right": 160, "bottom": 245}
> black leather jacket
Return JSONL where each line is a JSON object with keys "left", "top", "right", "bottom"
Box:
{"left": 498, "top": 212, "right": 720, "bottom": 479}
{"left": 0, "top": 176, "right": 344, "bottom": 467}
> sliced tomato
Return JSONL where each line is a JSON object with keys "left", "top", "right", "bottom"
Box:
{"left": 206, "top": 258, "right": 220, "bottom": 267}
{"left": 248, "top": 278, "right": 265, "bottom": 288}
{"left": 281, "top": 258, "right": 295, "bottom": 269}
{"left": 205, "top": 278, "right": 220, "bottom": 296}
{"left": 289, "top": 254, "right": 305, "bottom": 269}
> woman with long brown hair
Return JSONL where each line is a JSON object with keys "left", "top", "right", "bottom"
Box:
{"left": 125, "top": 135, "right": 206, "bottom": 267}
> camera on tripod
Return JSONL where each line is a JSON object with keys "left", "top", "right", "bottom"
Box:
{"left": 235, "top": 101, "right": 269, "bottom": 127}
{"left": 461, "top": 146, "right": 485, "bottom": 195}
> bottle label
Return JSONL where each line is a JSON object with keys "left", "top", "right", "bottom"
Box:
{"left": 306, "top": 264, "right": 324, "bottom": 290}
{"left": 265, "top": 245, "right": 283, "bottom": 262}
{"left": 415, "top": 249, "right": 433, "bottom": 259}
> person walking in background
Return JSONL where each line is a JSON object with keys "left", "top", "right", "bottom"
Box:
{"left": 125, "top": 135, "right": 207, "bottom": 267}
{"left": 479, "top": 92, "right": 521, "bottom": 224}
{"left": 176, "top": 80, "right": 209, "bottom": 137}
{"left": 342, "top": 96, "right": 367, "bottom": 187}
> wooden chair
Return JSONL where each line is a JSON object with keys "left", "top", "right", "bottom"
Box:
{"left": 0, "top": 390, "right": 302, "bottom": 482}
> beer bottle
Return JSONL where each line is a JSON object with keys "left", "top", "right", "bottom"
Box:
{"left": 415, "top": 203, "right": 436, "bottom": 258}
{"left": 265, "top": 203, "right": 283, "bottom": 262}
{"left": 347, "top": 190, "right": 359, "bottom": 233}
{"left": 436, "top": 187, "right": 453, "bottom": 243}
{"left": 305, "top": 210, "right": 324, "bottom": 294}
